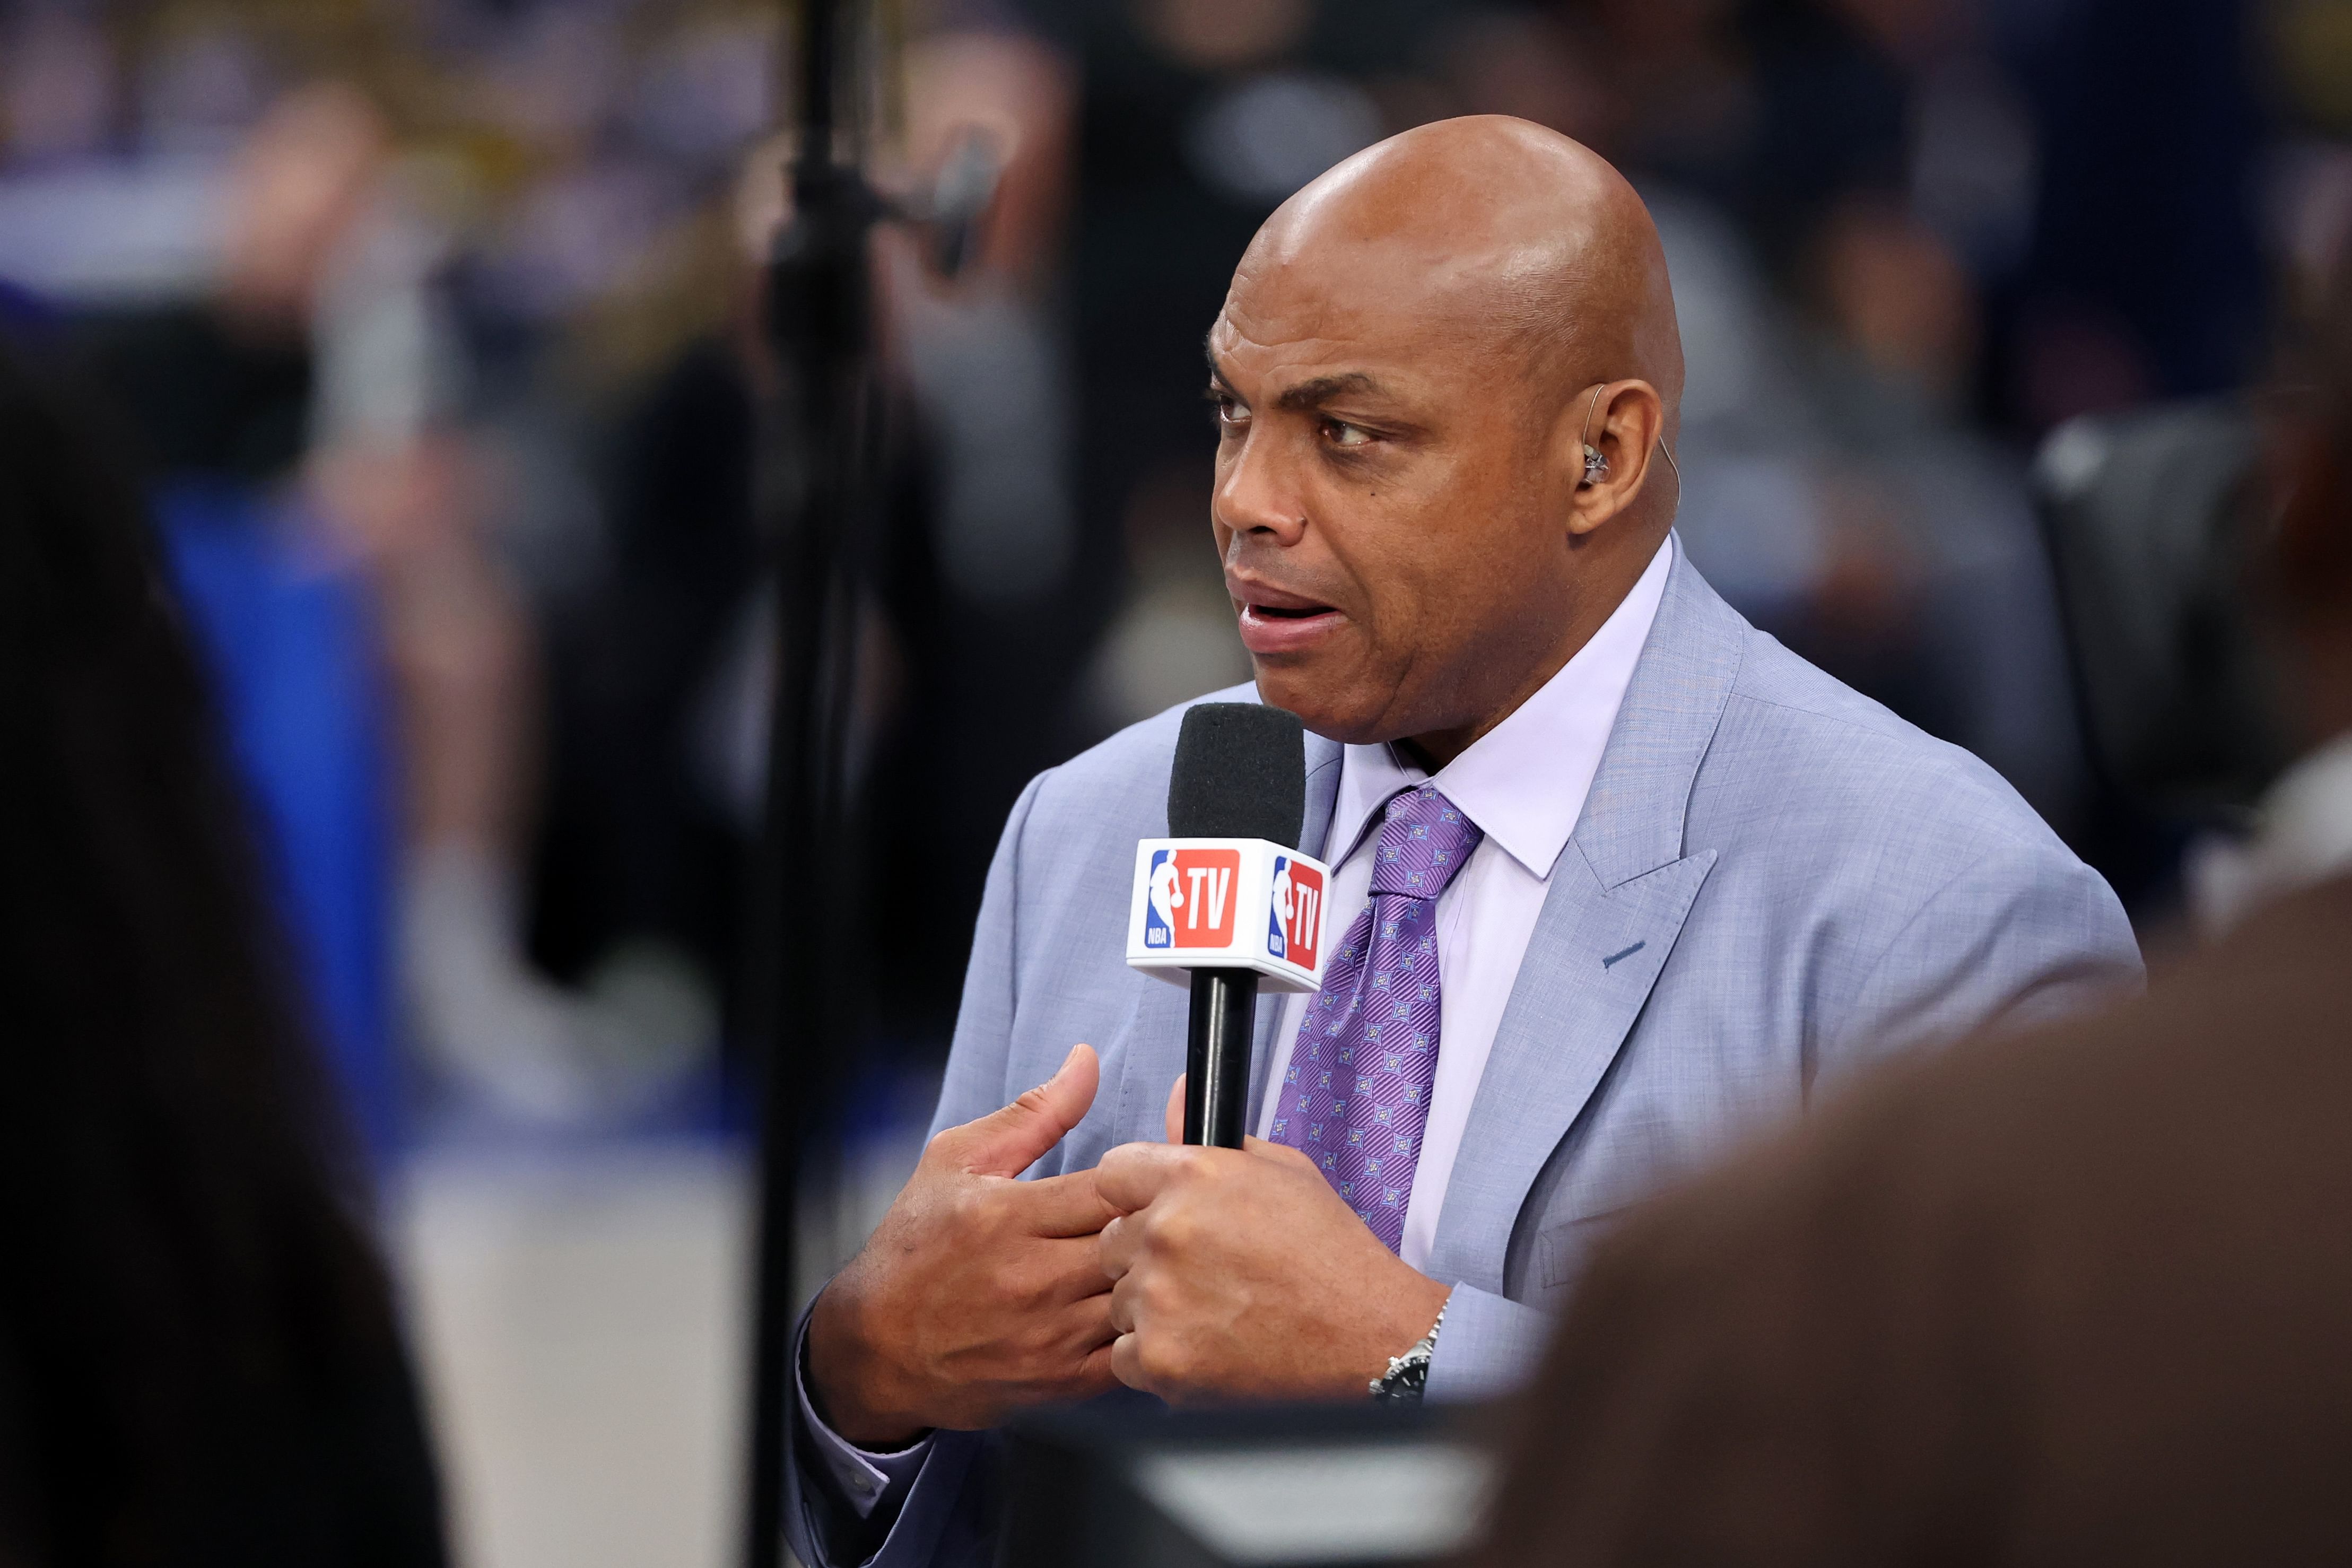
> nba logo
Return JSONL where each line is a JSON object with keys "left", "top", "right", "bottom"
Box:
{"left": 1267, "top": 856, "right": 1324, "bottom": 970}
{"left": 1147, "top": 847, "right": 1241, "bottom": 949}
{"left": 1143, "top": 850, "right": 1177, "bottom": 948}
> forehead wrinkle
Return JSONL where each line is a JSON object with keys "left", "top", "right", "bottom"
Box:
{"left": 1209, "top": 302, "right": 1383, "bottom": 370}
{"left": 1220, "top": 272, "right": 1366, "bottom": 342}
{"left": 1275, "top": 373, "right": 1388, "bottom": 412}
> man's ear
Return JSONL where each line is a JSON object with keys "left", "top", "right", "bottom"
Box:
{"left": 1564, "top": 380, "right": 1667, "bottom": 537}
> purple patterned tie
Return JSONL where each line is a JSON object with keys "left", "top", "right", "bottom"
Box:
{"left": 1273, "top": 785, "right": 1483, "bottom": 1252}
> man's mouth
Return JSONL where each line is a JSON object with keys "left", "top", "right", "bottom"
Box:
{"left": 1232, "top": 579, "right": 1339, "bottom": 617}
{"left": 1233, "top": 586, "right": 1345, "bottom": 654}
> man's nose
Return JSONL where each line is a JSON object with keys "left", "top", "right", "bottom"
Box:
{"left": 1214, "top": 429, "right": 1308, "bottom": 545}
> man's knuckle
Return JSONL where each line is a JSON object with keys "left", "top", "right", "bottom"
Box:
{"left": 958, "top": 1182, "right": 1006, "bottom": 1230}
{"left": 1152, "top": 1205, "right": 1199, "bottom": 1251}
{"left": 1143, "top": 1337, "right": 1189, "bottom": 1386}
{"left": 1013, "top": 1270, "right": 1059, "bottom": 1315}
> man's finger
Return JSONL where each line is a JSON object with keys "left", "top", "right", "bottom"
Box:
{"left": 1099, "top": 1214, "right": 1133, "bottom": 1280}
{"left": 1025, "top": 1305, "right": 1120, "bottom": 1408}
{"left": 1111, "top": 1331, "right": 1151, "bottom": 1394}
{"left": 1008, "top": 1168, "right": 1124, "bottom": 1239}
{"left": 1072, "top": 1340, "right": 1122, "bottom": 1401}
{"left": 1017, "top": 1235, "right": 1123, "bottom": 1309}
{"left": 1051, "top": 1287, "right": 1119, "bottom": 1354}
{"left": 1164, "top": 1073, "right": 1186, "bottom": 1144}
{"left": 1108, "top": 1268, "right": 1140, "bottom": 1335}
{"left": 943, "top": 1043, "right": 1100, "bottom": 1179}
{"left": 1095, "top": 1139, "right": 1222, "bottom": 1213}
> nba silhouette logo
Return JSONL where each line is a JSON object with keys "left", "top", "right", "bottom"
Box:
{"left": 1143, "top": 850, "right": 1177, "bottom": 948}
{"left": 1267, "top": 856, "right": 1324, "bottom": 970}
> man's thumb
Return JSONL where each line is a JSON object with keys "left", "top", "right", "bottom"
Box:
{"left": 952, "top": 1043, "right": 1100, "bottom": 1178}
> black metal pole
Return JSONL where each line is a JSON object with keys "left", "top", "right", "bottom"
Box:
{"left": 743, "top": 2, "right": 875, "bottom": 1564}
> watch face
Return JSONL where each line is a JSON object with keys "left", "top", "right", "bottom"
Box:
{"left": 1374, "top": 1358, "right": 1430, "bottom": 1405}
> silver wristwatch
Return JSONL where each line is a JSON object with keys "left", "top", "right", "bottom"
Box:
{"left": 1370, "top": 1303, "right": 1447, "bottom": 1405}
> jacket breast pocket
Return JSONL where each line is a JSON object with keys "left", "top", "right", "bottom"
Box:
{"left": 1531, "top": 1205, "right": 1639, "bottom": 1297}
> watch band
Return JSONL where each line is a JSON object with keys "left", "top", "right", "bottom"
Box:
{"left": 1370, "top": 1302, "right": 1447, "bottom": 1405}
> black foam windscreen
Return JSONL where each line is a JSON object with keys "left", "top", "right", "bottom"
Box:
{"left": 1168, "top": 703, "right": 1306, "bottom": 848}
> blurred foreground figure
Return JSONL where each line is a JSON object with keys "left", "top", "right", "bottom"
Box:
{"left": 1473, "top": 271, "right": 2352, "bottom": 1566}
{"left": 0, "top": 343, "right": 445, "bottom": 1565}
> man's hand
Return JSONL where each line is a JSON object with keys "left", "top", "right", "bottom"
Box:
{"left": 1093, "top": 1075, "right": 1452, "bottom": 1403}
{"left": 807, "top": 1044, "right": 1122, "bottom": 1446}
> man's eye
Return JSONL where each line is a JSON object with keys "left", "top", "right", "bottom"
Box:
{"left": 1213, "top": 396, "right": 1250, "bottom": 430}
{"left": 1323, "top": 419, "right": 1371, "bottom": 449}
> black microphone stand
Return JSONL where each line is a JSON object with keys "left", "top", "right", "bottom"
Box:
{"left": 742, "top": 1, "right": 874, "bottom": 1563}
{"left": 740, "top": 5, "right": 1002, "bottom": 1562}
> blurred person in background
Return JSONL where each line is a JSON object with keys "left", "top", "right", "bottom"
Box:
{"left": 65, "top": 56, "right": 727, "bottom": 1134}
{"left": 868, "top": 28, "right": 1091, "bottom": 1046}
{"left": 536, "top": 22, "right": 1087, "bottom": 1093}
{"left": 0, "top": 336, "right": 445, "bottom": 1564}
{"left": 1470, "top": 259, "right": 2352, "bottom": 1568}
{"left": 63, "top": 74, "right": 416, "bottom": 1160}
{"left": 262, "top": 69, "right": 729, "bottom": 1134}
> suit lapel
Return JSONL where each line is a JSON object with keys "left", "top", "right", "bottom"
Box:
{"left": 1426, "top": 546, "right": 1748, "bottom": 1292}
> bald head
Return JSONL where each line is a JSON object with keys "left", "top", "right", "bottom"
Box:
{"left": 1204, "top": 116, "right": 1687, "bottom": 760}
{"left": 1238, "top": 116, "right": 1683, "bottom": 436}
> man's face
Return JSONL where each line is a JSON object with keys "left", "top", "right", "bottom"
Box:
{"left": 1206, "top": 254, "right": 1582, "bottom": 746}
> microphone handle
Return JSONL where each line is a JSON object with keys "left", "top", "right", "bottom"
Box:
{"left": 1184, "top": 970, "right": 1259, "bottom": 1148}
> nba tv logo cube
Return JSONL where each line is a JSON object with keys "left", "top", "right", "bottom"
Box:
{"left": 1127, "top": 838, "right": 1332, "bottom": 995}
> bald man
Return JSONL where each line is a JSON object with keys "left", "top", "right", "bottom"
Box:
{"left": 783, "top": 118, "right": 2139, "bottom": 1567}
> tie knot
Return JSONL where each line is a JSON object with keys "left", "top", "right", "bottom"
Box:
{"left": 1369, "top": 786, "right": 1483, "bottom": 901}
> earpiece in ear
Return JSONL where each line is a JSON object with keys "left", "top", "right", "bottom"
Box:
{"left": 1576, "top": 382, "right": 1611, "bottom": 490}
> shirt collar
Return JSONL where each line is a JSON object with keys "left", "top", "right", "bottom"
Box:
{"left": 1324, "top": 534, "right": 1676, "bottom": 881}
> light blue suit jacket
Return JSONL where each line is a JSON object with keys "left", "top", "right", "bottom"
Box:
{"left": 786, "top": 548, "right": 2141, "bottom": 1566}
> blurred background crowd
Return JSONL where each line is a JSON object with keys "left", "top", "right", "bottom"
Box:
{"left": 0, "top": 0, "right": 2340, "bottom": 1560}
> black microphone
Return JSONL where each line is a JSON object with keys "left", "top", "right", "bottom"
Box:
{"left": 1166, "top": 703, "right": 1306, "bottom": 1148}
